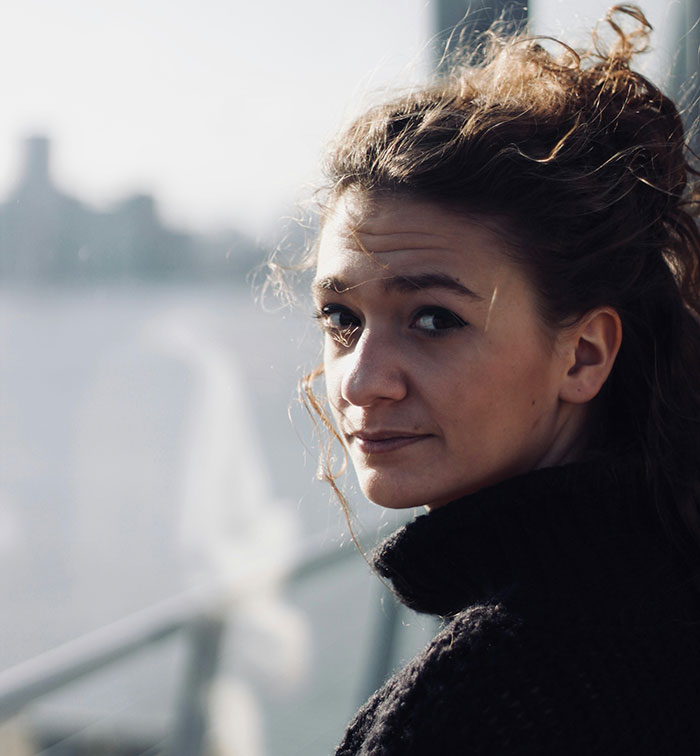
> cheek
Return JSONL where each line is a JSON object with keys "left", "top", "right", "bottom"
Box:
{"left": 495, "top": 350, "right": 562, "bottom": 435}
{"left": 323, "top": 351, "right": 342, "bottom": 402}
{"left": 446, "top": 349, "right": 554, "bottom": 435}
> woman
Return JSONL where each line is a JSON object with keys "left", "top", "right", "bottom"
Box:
{"left": 295, "top": 5, "right": 700, "bottom": 752}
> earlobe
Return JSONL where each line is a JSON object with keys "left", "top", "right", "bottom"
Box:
{"left": 559, "top": 308, "right": 622, "bottom": 404}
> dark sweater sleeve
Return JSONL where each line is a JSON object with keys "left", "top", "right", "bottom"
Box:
{"left": 335, "top": 602, "right": 700, "bottom": 756}
{"left": 336, "top": 603, "right": 533, "bottom": 756}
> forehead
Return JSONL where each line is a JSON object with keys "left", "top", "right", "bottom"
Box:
{"left": 315, "top": 193, "right": 517, "bottom": 292}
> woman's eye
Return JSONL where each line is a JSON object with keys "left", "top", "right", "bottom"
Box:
{"left": 317, "top": 304, "right": 361, "bottom": 344}
{"left": 322, "top": 305, "right": 358, "bottom": 329}
{"left": 411, "top": 307, "right": 467, "bottom": 334}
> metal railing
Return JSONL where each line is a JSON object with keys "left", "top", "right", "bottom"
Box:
{"left": 0, "top": 540, "right": 400, "bottom": 756}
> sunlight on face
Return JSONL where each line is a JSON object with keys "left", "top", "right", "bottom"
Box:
{"left": 313, "top": 194, "right": 586, "bottom": 509}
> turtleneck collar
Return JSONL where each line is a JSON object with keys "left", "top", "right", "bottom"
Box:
{"left": 371, "top": 457, "right": 691, "bottom": 620}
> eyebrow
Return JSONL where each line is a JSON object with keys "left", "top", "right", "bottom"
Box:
{"left": 312, "top": 272, "right": 482, "bottom": 300}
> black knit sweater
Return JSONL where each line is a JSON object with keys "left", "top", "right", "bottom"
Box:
{"left": 335, "top": 458, "right": 700, "bottom": 755}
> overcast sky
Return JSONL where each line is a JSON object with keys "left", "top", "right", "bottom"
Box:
{"left": 0, "top": 0, "right": 680, "bottom": 239}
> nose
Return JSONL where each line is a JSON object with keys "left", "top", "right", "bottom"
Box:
{"left": 338, "top": 329, "right": 408, "bottom": 407}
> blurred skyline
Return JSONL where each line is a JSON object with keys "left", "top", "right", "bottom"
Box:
{"left": 0, "top": 134, "right": 263, "bottom": 281}
{"left": 0, "top": 0, "right": 432, "bottom": 240}
{"left": 0, "top": 0, "right": 682, "bottom": 240}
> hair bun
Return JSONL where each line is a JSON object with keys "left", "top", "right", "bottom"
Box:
{"left": 593, "top": 4, "right": 652, "bottom": 66}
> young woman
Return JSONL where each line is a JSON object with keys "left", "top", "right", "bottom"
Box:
{"left": 298, "top": 5, "right": 700, "bottom": 752}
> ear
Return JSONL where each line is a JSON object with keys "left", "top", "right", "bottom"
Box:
{"left": 558, "top": 307, "right": 622, "bottom": 405}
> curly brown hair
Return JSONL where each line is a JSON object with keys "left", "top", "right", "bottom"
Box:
{"left": 288, "top": 5, "right": 700, "bottom": 568}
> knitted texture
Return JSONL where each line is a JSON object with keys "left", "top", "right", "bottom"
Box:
{"left": 335, "top": 458, "right": 700, "bottom": 754}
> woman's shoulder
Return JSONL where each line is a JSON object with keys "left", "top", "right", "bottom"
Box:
{"left": 384, "top": 602, "right": 527, "bottom": 717}
{"left": 335, "top": 602, "right": 530, "bottom": 756}
{"left": 336, "top": 600, "right": 700, "bottom": 755}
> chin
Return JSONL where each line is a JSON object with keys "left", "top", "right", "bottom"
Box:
{"left": 359, "top": 477, "right": 412, "bottom": 509}
{"left": 359, "top": 475, "right": 448, "bottom": 510}
{"left": 358, "top": 467, "right": 495, "bottom": 510}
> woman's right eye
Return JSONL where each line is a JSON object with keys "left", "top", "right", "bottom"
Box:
{"left": 316, "top": 304, "right": 361, "bottom": 344}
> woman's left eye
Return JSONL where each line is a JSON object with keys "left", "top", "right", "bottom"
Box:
{"left": 411, "top": 307, "right": 467, "bottom": 334}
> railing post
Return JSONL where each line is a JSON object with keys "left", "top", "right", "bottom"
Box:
{"left": 0, "top": 543, "right": 361, "bottom": 750}
{"left": 167, "top": 613, "right": 226, "bottom": 756}
{"left": 357, "top": 586, "right": 401, "bottom": 706}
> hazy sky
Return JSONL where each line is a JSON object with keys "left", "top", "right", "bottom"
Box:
{"left": 0, "top": 0, "right": 431, "bottom": 238}
{"left": 0, "top": 0, "right": 681, "bottom": 239}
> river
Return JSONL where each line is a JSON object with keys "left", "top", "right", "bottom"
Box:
{"left": 0, "top": 283, "right": 434, "bottom": 755}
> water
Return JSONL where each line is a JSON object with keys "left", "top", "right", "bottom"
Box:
{"left": 0, "top": 283, "right": 434, "bottom": 755}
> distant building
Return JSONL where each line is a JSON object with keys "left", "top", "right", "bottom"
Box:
{"left": 0, "top": 136, "right": 263, "bottom": 282}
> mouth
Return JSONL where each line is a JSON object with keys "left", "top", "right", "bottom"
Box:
{"left": 349, "top": 430, "right": 431, "bottom": 455}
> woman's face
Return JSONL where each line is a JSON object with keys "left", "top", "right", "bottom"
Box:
{"left": 313, "top": 194, "right": 585, "bottom": 509}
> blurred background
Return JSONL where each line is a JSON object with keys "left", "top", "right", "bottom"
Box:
{"left": 0, "top": 1, "right": 695, "bottom": 754}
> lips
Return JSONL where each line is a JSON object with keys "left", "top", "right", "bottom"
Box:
{"left": 349, "top": 430, "right": 431, "bottom": 454}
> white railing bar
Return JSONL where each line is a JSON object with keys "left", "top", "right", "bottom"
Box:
{"left": 0, "top": 587, "right": 215, "bottom": 719}
{"left": 0, "top": 539, "right": 357, "bottom": 721}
